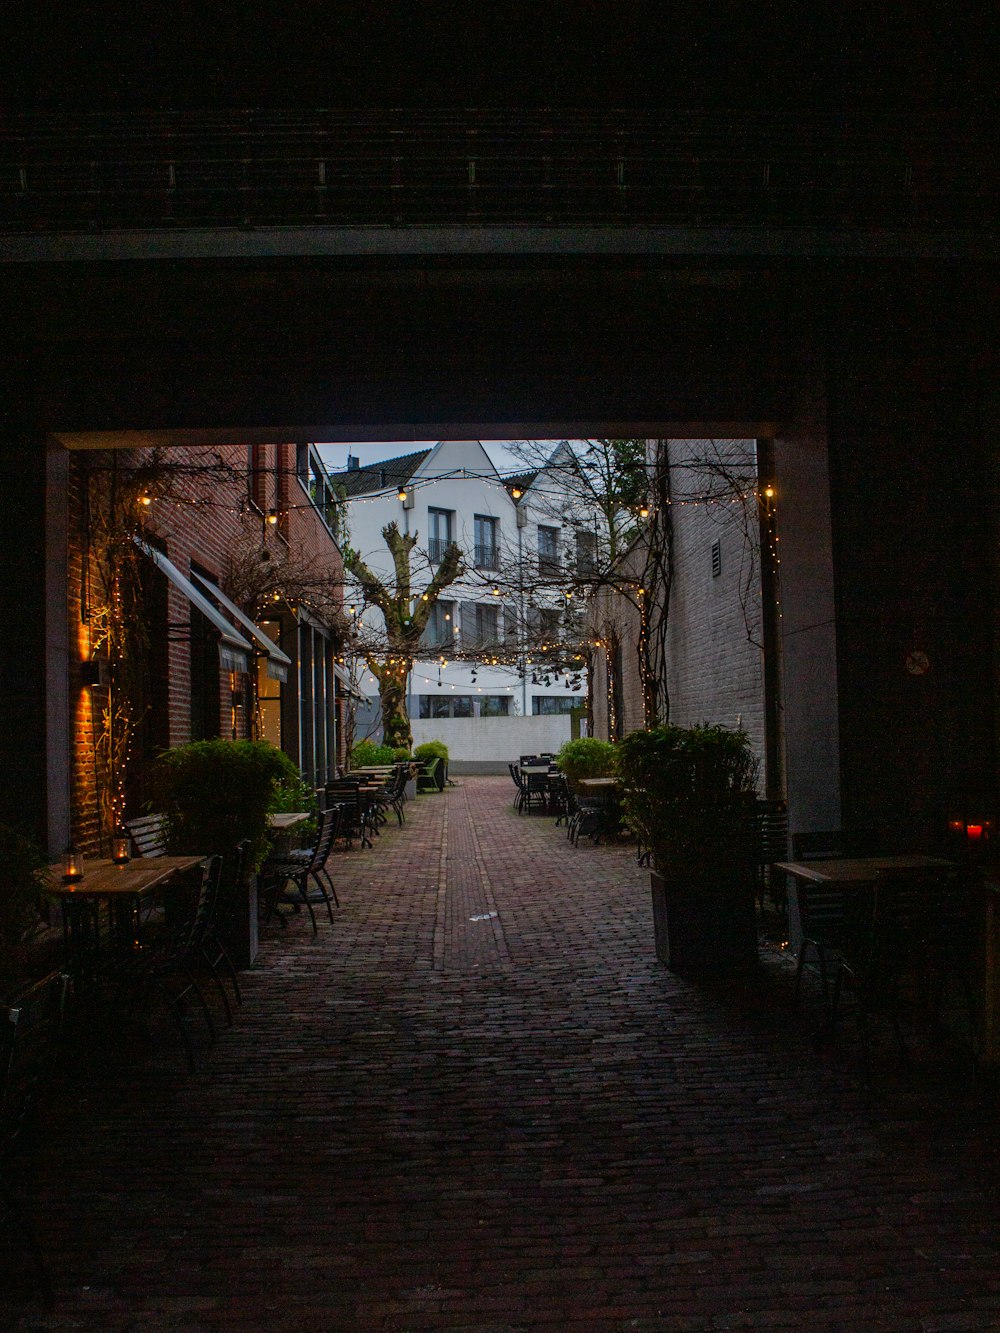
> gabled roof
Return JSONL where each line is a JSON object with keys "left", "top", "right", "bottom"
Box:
{"left": 327, "top": 449, "right": 432, "bottom": 497}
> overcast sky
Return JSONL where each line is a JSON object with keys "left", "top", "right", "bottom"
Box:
{"left": 316, "top": 440, "right": 558, "bottom": 477}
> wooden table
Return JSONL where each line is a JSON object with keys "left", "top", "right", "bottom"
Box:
{"left": 47, "top": 855, "right": 205, "bottom": 957}
{"left": 775, "top": 855, "right": 956, "bottom": 949}
{"left": 268, "top": 812, "right": 310, "bottom": 831}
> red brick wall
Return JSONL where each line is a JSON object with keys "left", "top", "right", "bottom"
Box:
{"left": 66, "top": 443, "right": 343, "bottom": 853}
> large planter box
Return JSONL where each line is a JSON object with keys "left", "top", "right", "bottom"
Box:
{"left": 650, "top": 870, "right": 758, "bottom": 975}
{"left": 218, "top": 875, "right": 259, "bottom": 969}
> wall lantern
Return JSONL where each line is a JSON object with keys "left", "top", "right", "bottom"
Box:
{"left": 81, "top": 657, "right": 110, "bottom": 688}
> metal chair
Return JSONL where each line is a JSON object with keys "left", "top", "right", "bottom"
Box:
{"left": 520, "top": 771, "right": 550, "bottom": 815}
{"left": 0, "top": 971, "right": 69, "bottom": 1302}
{"left": 196, "top": 840, "right": 251, "bottom": 1024}
{"left": 508, "top": 762, "right": 526, "bottom": 811}
{"left": 265, "top": 806, "right": 342, "bottom": 935}
{"left": 91, "top": 856, "right": 225, "bottom": 1071}
{"left": 829, "top": 866, "right": 978, "bottom": 1084}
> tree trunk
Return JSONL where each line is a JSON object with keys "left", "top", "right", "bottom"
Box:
{"left": 379, "top": 665, "right": 412, "bottom": 751}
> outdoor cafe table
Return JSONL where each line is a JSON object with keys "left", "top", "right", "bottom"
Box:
{"left": 46, "top": 855, "right": 205, "bottom": 960}
{"left": 775, "top": 854, "right": 956, "bottom": 950}
{"left": 268, "top": 812, "right": 310, "bottom": 832}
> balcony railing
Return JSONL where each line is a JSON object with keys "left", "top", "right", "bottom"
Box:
{"left": 474, "top": 544, "right": 499, "bottom": 571}
{"left": 427, "top": 537, "right": 452, "bottom": 563}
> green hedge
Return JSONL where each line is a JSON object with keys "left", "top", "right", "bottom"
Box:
{"left": 349, "top": 740, "right": 399, "bottom": 768}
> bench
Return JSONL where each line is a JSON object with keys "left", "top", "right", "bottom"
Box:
{"left": 124, "top": 813, "right": 168, "bottom": 858}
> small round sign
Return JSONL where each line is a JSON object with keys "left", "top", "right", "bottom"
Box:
{"left": 905, "top": 650, "right": 930, "bottom": 676}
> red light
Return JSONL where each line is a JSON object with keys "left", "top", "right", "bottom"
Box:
{"left": 966, "top": 824, "right": 984, "bottom": 841}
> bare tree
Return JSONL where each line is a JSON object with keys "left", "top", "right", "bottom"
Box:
{"left": 344, "top": 522, "right": 465, "bottom": 749}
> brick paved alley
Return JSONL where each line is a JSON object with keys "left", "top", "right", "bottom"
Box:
{"left": 3, "top": 777, "right": 999, "bottom": 1331}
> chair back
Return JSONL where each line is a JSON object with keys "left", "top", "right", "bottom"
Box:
{"left": 307, "top": 807, "right": 340, "bottom": 871}
{"left": 869, "top": 866, "right": 953, "bottom": 967}
{"left": 797, "top": 881, "right": 846, "bottom": 942}
{"left": 180, "top": 855, "right": 224, "bottom": 949}
{"left": 216, "top": 840, "right": 251, "bottom": 929}
{"left": 792, "top": 829, "right": 847, "bottom": 860}
{"left": 125, "top": 812, "right": 168, "bottom": 858}
{"left": 1, "top": 971, "right": 69, "bottom": 1158}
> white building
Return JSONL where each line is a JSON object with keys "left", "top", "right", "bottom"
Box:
{"left": 326, "top": 440, "right": 590, "bottom": 764}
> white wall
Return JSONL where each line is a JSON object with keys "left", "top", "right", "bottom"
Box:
{"left": 773, "top": 392, "right": 842, "bottom": 838}
{"left": 411, "top": 715, "right": 575, "bottom": 768}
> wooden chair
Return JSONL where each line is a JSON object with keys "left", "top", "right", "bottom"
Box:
{"left": 125, "top": 813, "right": 168, "bottom": 858}
{"left": 0, "top": 971, "right": 69, "bottom": 1302}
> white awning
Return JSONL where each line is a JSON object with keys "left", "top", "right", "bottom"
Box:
{"left": 332, "top": 661, "right": 368, "bottom": 702}
{"left": 190, "top": 570, "right": 292, "bottom": 683}
{"left": 133, "top": 536, "right": 252, "bottom": 674}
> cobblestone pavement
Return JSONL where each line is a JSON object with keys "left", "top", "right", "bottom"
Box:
{"left": 3, "top": 777, "right": 1000, "bottom": 1331}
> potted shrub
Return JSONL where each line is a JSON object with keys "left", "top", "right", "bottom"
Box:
{"left": 0, "top": 823, "right": 52, "bottom": 998}
{"left": 414, "top": 740, "right": 448, "bottom": 792}
{"left": 349, "top": 740, "right": 398, "bottom": 769}
{"left": 152, "top": 739, "right": 308, "bottom": 968}
{"left": 152, "top": 738, "right": 302, "bottom": 872}
{"left": 617, "top": 724, "right": 760, "bottom": 975}
{"left": 555, "top": 737, "right": 617, "bottom": 792}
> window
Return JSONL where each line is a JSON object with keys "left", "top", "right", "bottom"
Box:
{"left": 474, "top": 514, "right": 499, "bottom": 570}
{"left": 475, "top": 603, "right": 500, "bottom": 647}
{"left": 422, "top": 599, "right": 456, "bottom": 648}
{"left": 427, "top": 509, "right": 454, "bottom": 563}
{"left": 576, "top": 529, "right": 597, "bottom": 575}
{"left": 275, "top": 443, "right": 290, "bottom": 539}
{"left": 480, "top": 695, "right": 510, "bottom": 717}
{"left": 255, "top": 618, "right": 283, "bottom": 746}
{"left": 419, "top": 694, "right": 471, "bottom": 718}
{"left": 297, "top": 444, "right": 341, "bottom": 538}
{"left": 537, "top": 525, "right": 560, "bottom": 574}
{"left": 533, "top": 696, "right": 580, "bottom": 715}
{"left": 539, "top": 608, "right": 562, "bottom": 641}
{"left": 418, "top": 694, "right": 509, "bottom": 717}
{"left": 711, "top": 538, "right": 722, "bottom": 578}
{"left": 190, "top": 606, "right": 222, "bottom": 741}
